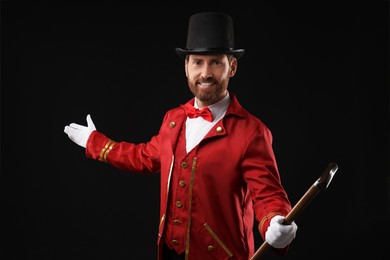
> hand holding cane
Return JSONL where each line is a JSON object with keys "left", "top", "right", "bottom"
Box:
{"left": 250, "top": 162, "right": 339, "bottom": 260}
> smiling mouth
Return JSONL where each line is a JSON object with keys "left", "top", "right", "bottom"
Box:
{"left": 198, "top": 81, "right": 214, "bottom": 89}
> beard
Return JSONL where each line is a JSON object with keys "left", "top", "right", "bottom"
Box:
{"left": 187, "top": 78, "right": 228, "bottom": 104}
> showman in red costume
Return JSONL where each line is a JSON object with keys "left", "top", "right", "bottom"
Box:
{"left": 64, "top": 12, "right": 298, "bottom": 260}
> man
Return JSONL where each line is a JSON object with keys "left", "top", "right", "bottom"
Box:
{"left": 64, "top": 12, "right": 297, "bottom": 260}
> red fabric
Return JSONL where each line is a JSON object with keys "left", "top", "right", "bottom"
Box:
{"left": 86, "top": 93, "right": 292, "bottom": 259}
{"left": 163, "top": 122, "right": 190, "bottom": 254}
{"left": 181, "top": 103, "right": 213, "bottom": 122}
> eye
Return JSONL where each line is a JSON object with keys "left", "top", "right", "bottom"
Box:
{"left": 193, "top": 59, "right": 202, "bottom": 65}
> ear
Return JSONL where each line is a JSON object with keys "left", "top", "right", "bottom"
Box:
{"left": 185, "top": 59, "right": 189, "bottom": 77}
{"left": 230, "top": 58, "right": 237, "bottom": 77}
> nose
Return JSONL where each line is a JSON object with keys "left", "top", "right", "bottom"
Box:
{"left": 201, "top": 65, "right": 212, "bottom": 79}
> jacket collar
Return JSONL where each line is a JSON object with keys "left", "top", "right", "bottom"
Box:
{"left": 224, "top": 92, "right": 247, "bottom": 119}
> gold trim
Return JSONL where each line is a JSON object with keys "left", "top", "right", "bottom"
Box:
{"left": 204, "top": 223, "right": 233, "bottom": 257}
{"left": 259, "top": 212, "right": 283, "bottom": 232}
{"left": 166, "top": 155, "right": 174, "bottom": 196}
{"left": 99, "top": 140, "right": 117, "bottom": 162}
{"left": 99, "top": 140, "right": 112, "bottom": 160}
{"left": 160, "top": 156, "right": 174, "bottom": 240}
{"left": 158, "top": 214, "right": 165, "bottom": 237}
{"left": 103, "top": 141, "right": 116, "bottom": 162}
{"left": 185, "top": 157, "right": 197, "bottom": 260}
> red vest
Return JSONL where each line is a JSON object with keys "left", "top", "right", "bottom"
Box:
{"left": 164, "top": 122, "right": 193, "bottom": 254}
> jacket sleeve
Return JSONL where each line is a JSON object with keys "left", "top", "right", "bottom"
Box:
{"left": 241, "top": 123, "right": 292, "bottom": 255}
{"left": 85, "top": 129, "right": 162, "bottom": 174}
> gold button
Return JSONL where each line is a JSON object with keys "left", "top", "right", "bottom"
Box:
{"left": 216, "top": 126, "right": 223, "bottom": 133}
{"left": 175, "top": 201, "right": 182, "bottom": 208}
{"left": 173, "top": 219, "right": 180, "bottom": 225}
{"left": 208, "top": 245, "right": 214, "bottom": 252}
{"left": 179, "top": 180, "right": 186, "bottom": 187}
{"left": 181, "top": 162, "right": 188, "bottom": 168}
{"left": 170, "top": 122, "right": 176, "bottom": 128}
{"left": 172, "top": 240, "right": 178, "bottom": 246}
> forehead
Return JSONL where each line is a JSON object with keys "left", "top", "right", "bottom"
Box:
{"left": 189, "top": 54, "right": 227, "bottom": 61}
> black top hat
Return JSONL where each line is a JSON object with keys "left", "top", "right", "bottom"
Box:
{"left": 175, "top": 12, "right": 245, "bottom": 60}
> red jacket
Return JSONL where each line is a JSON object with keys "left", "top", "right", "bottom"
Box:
{"left": 86, "top": 93, "right": 292, "bottom": 259}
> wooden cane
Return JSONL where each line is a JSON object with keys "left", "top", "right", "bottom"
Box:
{"left": 250, "top": 162, "right": 339, "bottom": 260}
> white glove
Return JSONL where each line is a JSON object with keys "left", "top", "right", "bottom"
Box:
{"left": 64, "top": 114, "right": 96, "bottom": 148}
{"left": 265, "top": 215, "right": 298, "bottom": 248}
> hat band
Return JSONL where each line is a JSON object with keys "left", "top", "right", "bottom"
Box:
{"left": 185, "top": 47, "right": 235, "bottom": 52}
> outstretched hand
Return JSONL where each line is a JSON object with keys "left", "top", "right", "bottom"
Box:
{"left": 64, "top": 114, "right": 96, "bottom": 148}
{"left": 265, "top": 215, "right": 298, "bottom": 249}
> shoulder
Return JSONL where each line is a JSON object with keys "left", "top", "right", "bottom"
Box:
{"left": 159, "top": 105, "right": 187, "bottom": 127}
{"left": 227, "top": 93, "right": 272, "bottom": 132}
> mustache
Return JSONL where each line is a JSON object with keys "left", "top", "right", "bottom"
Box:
{"left": 196, "top": 78, "right": 216, "bottom": 84}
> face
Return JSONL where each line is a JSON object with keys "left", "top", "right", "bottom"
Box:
{"left": 185, "top": 54, "right": 237, "bottom": 108}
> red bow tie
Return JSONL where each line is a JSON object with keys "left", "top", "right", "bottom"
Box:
{"left": 181, "top": 103, "right": 213, "bottom": 122}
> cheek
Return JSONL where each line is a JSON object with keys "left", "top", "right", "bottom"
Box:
{"left": 216, "top": 71, "right": 231, "bottom": 82}
{"left": 186, "top": 70, "right": 199, "bottom": 81}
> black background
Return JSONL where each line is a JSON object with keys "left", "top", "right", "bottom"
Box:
{"left": 1, "top": 1, "right": 389, "bottom": 260}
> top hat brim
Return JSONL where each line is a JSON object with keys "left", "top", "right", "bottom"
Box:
{"left": 175, "top": 48, "right": 245, "bottom": 60}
